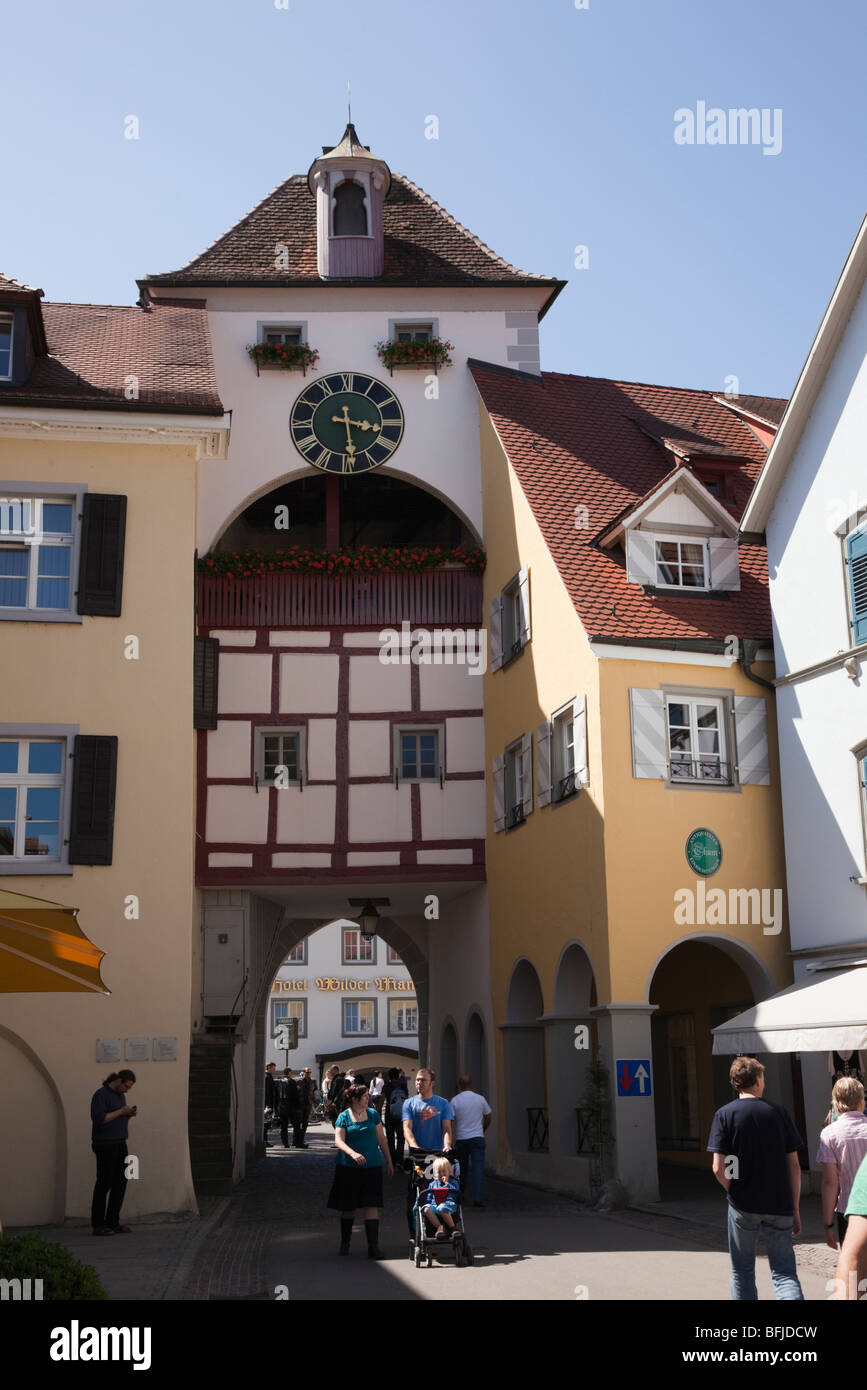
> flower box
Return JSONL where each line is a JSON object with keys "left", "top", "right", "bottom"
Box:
{"left": 375, "top": 337, "right": 454, "bottom": 375}
{"left": 247, "top": 343, "right": 319, "bottom": 376}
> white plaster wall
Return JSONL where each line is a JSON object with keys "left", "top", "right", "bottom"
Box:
{"left": 419, "top": 661, "right": 484, "bottom": 711}
{"left": 307, "top": 718, "right": 336, "bottom": 779}
{"left": 349, "top": 720, "right": 391, "bottom": 776}
{"left": 445, "top": 716, "right": 485, "bottom": 772}
{"left": 348, "top": 784, "right": 412, "bottom": 841}
{"left": 219, "top": 654, "right": 272, "bottom": 713}
{"left": 275, "top": 785, "right": 336, "bottom": 843}
{"left": 644, "top": 491, "right": 715, "bottom": 529}
{"left": 419, "top": 780, "right": 486, "bottom": 840}
{"left": 279, "top": 654, "right": 339, "bottom": 712}
{"left": 350, "top": 656, "right": 411, "bottom": 712}
{"left": 208, "top": 720, "right": 250, "bottom": 778}
{"left": 207, "top": 786, "right": 269, "bottom": 842}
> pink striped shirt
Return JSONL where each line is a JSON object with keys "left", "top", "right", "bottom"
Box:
{"left": 816, "top": 1111, "right": 867, "bottom": 1213}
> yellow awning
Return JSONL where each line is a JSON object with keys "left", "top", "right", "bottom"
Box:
{"left": 0, "top": 888, "right": 108, "bottom": 994}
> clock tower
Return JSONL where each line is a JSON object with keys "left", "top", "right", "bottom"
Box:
{"left": 308, "top": 122, "right": 391, "bottom": 280}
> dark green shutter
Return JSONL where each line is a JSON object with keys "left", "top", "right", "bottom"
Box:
{"left": 77, "top": 494, "right": 127, "bottom": 616}
{"left": 68, "top": 735, "right": 118, "bottom": 865}
{"left": 194, "top": 636, "right": 219, "bottom": 730}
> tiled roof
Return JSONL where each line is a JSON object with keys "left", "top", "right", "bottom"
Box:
{"left": 0, "top": 300, "right": 223, "bottom": 414}
{"left": 470, "top": 362, "right": 782, "bottom": 644}
{"left": 0, "top": 272, "right": 42, "bottom": 295}
{"left": 141, "top": 172, "right": 563, "bottom": 302}
{"left": 715, "top": 393, "right": 787, "bottom": 426}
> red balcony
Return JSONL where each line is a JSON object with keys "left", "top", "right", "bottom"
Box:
{"left": 197, "top": 568, "right": 483, "bottom": 629}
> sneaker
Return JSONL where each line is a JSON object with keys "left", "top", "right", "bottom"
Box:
{"left": 450, "top": 1228, "right": 460, "bottom": 1241}
{"left": 92, "top": 1226, "right": 115, "bottom": 1236}
{"left": 434, "top": 1228, "right": 446, "bottom": 1241}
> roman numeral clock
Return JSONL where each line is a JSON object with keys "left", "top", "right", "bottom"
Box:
{"left": 289, "top": 372, "right": 404, "bottom": 473}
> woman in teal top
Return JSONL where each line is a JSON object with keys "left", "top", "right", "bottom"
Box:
{"left": 328, "top": 1082, "right": 393, "bottom": 1258}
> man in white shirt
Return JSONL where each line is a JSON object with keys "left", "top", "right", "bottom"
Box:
{"left": 450, "top": 1075, "right": 492, "bottom": 1208}
{"left": 817, "top": 1076, "right": 867, "bottom": 1249}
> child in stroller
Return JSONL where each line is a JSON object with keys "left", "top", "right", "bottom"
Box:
{"left": 407, "top": 1148, "right": 474, "bottom": 1267}
{"left": 419, "top": 1157, "right": 461, "bottom": 1240}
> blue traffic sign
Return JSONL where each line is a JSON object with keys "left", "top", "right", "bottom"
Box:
{"left": 616, "top": 1059, "right": 652, "bottom": 1097}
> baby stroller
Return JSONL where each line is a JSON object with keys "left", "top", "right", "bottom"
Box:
{"left": 406, "top": 1148, "right": 475, "bottom": 1268}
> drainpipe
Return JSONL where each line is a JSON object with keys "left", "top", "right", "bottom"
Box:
{"left": 738, "top": 637, "right": 775, "bottom": 692}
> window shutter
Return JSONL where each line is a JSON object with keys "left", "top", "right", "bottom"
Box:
{"left": 629, "top": 688, "right": 667, "bottom": 779}
{"left": 68, "top": 735, "right": 118, "bottom": 865}
{"left": 733, "top": 696, "right": 770, "bottom": 786}
{"left": 492, "top": 753, "right": 506, "bottom": 832}
{"left": 77, "top": 494, "right": 127, "bottom": 617}
{"left": 489, "top": 594, "right": 504, "bottom": 672}
{"left": 517, "top": 568, "right": 531, "bottom": 646}
{"left": 194, "top": 636, "right": 219, "bottom": 730}
{"left": 847, "top": 527, "right": 867, "bottom": 645}
{"left": 536, "top": 721, "right": 553, "bottom": 807}
{"left": 574, "top": 694, "right": 588, "bottom": 787}
{"left": 625, "top": 530, "right": 657, "bottom": 585}
{"left": 521, "top": 730, "right": 533, "bottom": 816}
{"left": 708, "top": 537, "right": 741, "bottom": 591}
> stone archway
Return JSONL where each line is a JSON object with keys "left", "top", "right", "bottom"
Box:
{"left": 0, "top": 1026, "right": 66, "bottom": 1226}
{"left": 439, "top": 1018, "right": 458, "bottom": 1099}
{"left": 502, "top": 959, "right": 546, "bottom": 1155}
{"left": 464, "top": 1008, "right": 488, "bottom": 1098}
{"left": 547, "top": 943, "right": 597, "bottom": 1160}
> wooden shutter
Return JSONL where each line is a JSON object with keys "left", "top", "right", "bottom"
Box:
{"left": 492, "top": 753, "right": 506, "bottom": 832}
{"left": 68, "top": 735, "right": 118, "bottom": 865}
{"left": 708, "top": 537, "right": 741, "bottom": 591}
{"left": 489, "top": 594, "right": 504, "bottom": 672}
{"left": 520, "top": 731, "right": 533, "bottom": 816}
{"left": 194, "top": 636, "right": 219, "bottom": 730}
{"left": 77, "top": 494, "right": 127, "bottom": 616}
{"left": 536, "top": 721, "right": 553, "bottom": 807}
{"left": 847, "top": 527, "right": 867, "bottom": 644}
{"left": 574, "top": 695, "right": 588, "bottom": 787}
{"left": 517, "top": 568, "right": 531, "bottom": 646}
{"left": 629, "top": 688, "right": 667, "bottom": 778}
{"left": 734, "top": 696, "right": 770, "bottom": 786}
{"left": 625, "top": 530, "right": 657, "bottom": 585}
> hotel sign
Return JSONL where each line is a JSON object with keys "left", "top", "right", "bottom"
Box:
{"left": 271, "top": 977, "right": 414, "bottom": 993}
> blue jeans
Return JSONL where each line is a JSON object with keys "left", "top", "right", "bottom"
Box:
{"left": 455, "top": 1137, "right": 486, "bottom": 1203}
{"left": 727, "top": 1206, "right": 804, "bottom": 1301}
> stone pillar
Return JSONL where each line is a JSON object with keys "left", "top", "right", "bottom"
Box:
{"left": 541, "top": 1015, "right": 594, "bottom": 1158}
{"left": 592, "top": 1002, "right": 659, "bottom": 1203}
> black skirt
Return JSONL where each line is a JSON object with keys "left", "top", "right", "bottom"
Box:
{"left": 327, "top": 1162, "right": 385, "bottom": 1211}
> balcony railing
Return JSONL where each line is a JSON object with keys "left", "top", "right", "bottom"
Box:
{"left": 197, "top": 569, "right": 483, "bottom": 629}
{"left": 527, "top": 1107, "right": 549, "bottom": 1152}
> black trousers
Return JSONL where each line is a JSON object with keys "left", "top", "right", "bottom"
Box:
{"left": 280, "top": 1113, "right": 303, "bottom": 1146}
{"left": 385, "top": 1117, "right": 405, "bottom": 1165}
{"left": 91, "top": 1141, "right": 128, "bottom": 1229}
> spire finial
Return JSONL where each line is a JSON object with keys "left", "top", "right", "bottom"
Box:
{"left": 347, "top": 79, "right": 351, "bottom": 125}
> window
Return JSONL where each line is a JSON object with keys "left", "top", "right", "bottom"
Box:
{"left": 846, "top": 523, "right": 867, "bottom": 646}
{"left": 272, "top": 997, "right": 307, "bottom": 1038}
{"left": 666, "top": 696, "right": 729, "bottom": 783}
{"left": 655, "top": 539, "right": 707, "bottom": 589}
{"left": 394, "top": 323, "right": 433, "bottom": 344}
{"left": 387, "top": 945, "right": 403, "bottom": 965}
{"left": 857, "top": 748, "right": 867, "bottom": 872}
{"left": 396, "top": 726, "right": 440, "bottom": 782}
{"left": 284, "top": 941, "right": 306, "bottom": 965}
{"left": 333, "top": 180, "right": 368, "bottom": 236}
{"left": 0, "top": 738, "right": 65, "bottom": 861}
{"left": 343, "top": 998, "right": 376, "bottom": 1035}
{"left": 256, "top": 727, "right": 304, "bottom": 786}
{"left": 388, "top": 998, "right": 418, "bottom": 1035}
{"left": 0, "top": 313, "right": 12, "bottom": 379}
{"left": 262, "top": 325, "right": 303, "bottom": 348}
{"left": 342, "top": 928, "right": 375, "bottom": 964}
{"left": 505, "top": 738, "right": 529, "bottom": 828}
{"left": 0, "top": 496, "right": 75, "bottom": 612}
{"left": 491, "top": 569, "right": 530, "bottom": 671}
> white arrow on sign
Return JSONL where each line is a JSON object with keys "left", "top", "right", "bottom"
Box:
{"left": 634, "top": 1064, "right": 649, "bottom": 1094}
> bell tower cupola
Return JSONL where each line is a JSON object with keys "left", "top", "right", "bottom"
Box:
{"left": 307, "top": 122, "right": 391, "bottom": 280}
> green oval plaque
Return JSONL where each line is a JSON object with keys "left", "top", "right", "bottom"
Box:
{"left": 686, "top": 828, "right": 722, "bottom": 877}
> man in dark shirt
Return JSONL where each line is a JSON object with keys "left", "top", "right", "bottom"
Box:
{"left": 707, "top": 1056, "right": 804, "bottom": 1300}
{"left": 90, "top": 1069, "right": 137, "bottom": 1235}
{"left": 278, "top": 1068, "right": 302, "bottom": 1148}
{"left": 264, "top": 1062, "right": 278, "bottom": 1146}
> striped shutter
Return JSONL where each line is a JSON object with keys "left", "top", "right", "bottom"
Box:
{"left": 194, "top": 636, "right": 220, "bottom": 730}
{"left": 629, "top": 688, "right": 667, "bottom": 779}
{"left": 625, "top": 531, "right": 657, "bottom": 585}
{"left": 521, "top": 731, "right": 533, "bottom": 816}
{"left": 77, "top": 494, "right": 127, "bottom": 616}
{"left": 708, "top": 537, "right": 741, "bottom": 591}
{"left": 68, "top": 735, "right": 118, "bottom": 865}
{"left": 574, "top": 695, "right": 588, "bottom": 786}
{"left": 536, "top": 721, "right": 553, "bottom": 807}
{"left": 517, "top": 568, "right": 531, "bottom": 646}
{"left": 847, "top": 527, "right": 867, "bottom": 644}
{"left": 733, "top": 696, "right": 770, "bottom": 786}
{"left": 489, "top": 594, "right": 504, "bottom": 672}
{"left": 492, "top": 753, "right": 506, "bottom": 832}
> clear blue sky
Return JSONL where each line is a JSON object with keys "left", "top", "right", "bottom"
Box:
{"left": 4, "top": 0, "right": 865, "bottom": 397}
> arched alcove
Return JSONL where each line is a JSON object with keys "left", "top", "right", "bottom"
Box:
{"left": 439, "top": 1019, "right": 459, "bottom": 1099}
{"left": 503, "top": 959, "right": 546, "bottom": 1154}
{"left": 464, "top": 1009, "right": 488, "bottom": 1099}
{"left": 0, "top": 1026, "right": 66, "bottom": 1225}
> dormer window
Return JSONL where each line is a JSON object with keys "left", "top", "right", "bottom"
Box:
{"left": 0, "top": 313, "right": 12, "bottom": 379}
{"left": 332, "top": 180, "right": 368, "bottom": 236}
{"left": 655, "top": 539, "right": 707, "bottom": 590}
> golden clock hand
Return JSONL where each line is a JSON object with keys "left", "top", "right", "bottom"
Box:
{"left": 331, "top": 404, "right": 354, "bottom": 451}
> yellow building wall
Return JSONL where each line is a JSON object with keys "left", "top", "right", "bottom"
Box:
{"left": 0, "top": 438, "right": 200, "bottom": 1223}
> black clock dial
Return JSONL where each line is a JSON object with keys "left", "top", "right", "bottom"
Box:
{"left": 289, "top": 372, "right": 404, "bottom": 474}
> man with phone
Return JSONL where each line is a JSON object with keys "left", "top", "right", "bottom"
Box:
{"left": 90, "top": 1069, "right": 137, "bottom": 1235}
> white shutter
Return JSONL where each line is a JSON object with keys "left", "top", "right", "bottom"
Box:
{"left": 489, "top": 594, "right": 504, "bottom": 672}
{"left": 733, "top": 696, "right": 770, "bottom": 786}
{"left": 521, "top": 730, "right": 533, "bottom": 816}
{"left": 708, "top": 537, "right": 741, "bottom": 591}
{"left": 629, "top": 688, "right": 667, "bottom": 779}
{"left": 517, "top": 568, "right": 531, "bottom": 646}
{"left": 492, "top": 753, "right": 506, "bottom": 831}
{"left": 626, "top": 530, "right": 657, "bottom": 585}
{"left": 574, "top": 695, "right": 588, "bottom": 787}
{"left": 536, "top": 721, "right": 553, "bottom": 807}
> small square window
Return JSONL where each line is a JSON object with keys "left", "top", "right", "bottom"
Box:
{"left": 0, "top": 495, "right": 76, "bottom": 613}
{"left": 0, "top": 737, "right": 66, "bottom": 861}
{"left": 343, "top": 928, "right": 375, "bottom": 964}
{"left": 256, "top": 727, "right": 304, "bottom": 786}
{"left": 284, "top": 941, "right": 306, "bottom": 965}
{"left": 387, "top": 945, "right": 403, "bottom": 965}
{"left": 343, "top": 998, "right": 376, "bottom": 1035}
{"left": 398, "top": 728, "right": 440, "bottom": 781}
{"left": 388, "top": 998, "right": 418, "bottom": 1035}
{"left": 272, "top": 997, "right": 307, "bottom": 1038}
{"left": 655, "top": 539, "right": 707, "bottom": 590}
{"left": 262, "top": 325, "right": 303, "bottom": 347}
{"left": 394, "top": 322, "right": 433, "bottom": 345}
{"left": 666, "top": 696, "right": 729, "bottom": 783}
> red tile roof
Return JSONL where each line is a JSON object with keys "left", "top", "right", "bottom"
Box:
{"left": 470, "top": 362, "right": 781, "bottom": 645}
{"left": 140, "top": 173, "right": 563, "bottom": 307}
{"left": 0, "top": 300, "right": 223, "bottom": 414}
{"left": 0, "top": 272, "right": 42, "bottom": 295}
{"left": 714, "top": 393, "right": 787, "bottom": 426}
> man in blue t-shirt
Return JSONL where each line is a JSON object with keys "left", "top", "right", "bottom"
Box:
{"left": 707, "top": 1056, "right": 804, "bottom": 1301}
{"left": 403, "top": 1068, "right": 454, "bottom": 1236}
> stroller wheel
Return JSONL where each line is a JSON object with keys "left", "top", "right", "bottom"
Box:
{"left": 414, "top": 1247, "right": 423, "bottom": 1268}
{"left": 427, "top": 1254, "right": 433, "bottom": 1267}
{"left": 408, "top": 1240, "right": 415, "bottom": 1261}
{"left": 464, "top": 1244, "right": 475, "bottom": 1265}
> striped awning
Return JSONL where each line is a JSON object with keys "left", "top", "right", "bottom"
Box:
{"left": 0, "top": 888, "right": 107, "bottom": 993}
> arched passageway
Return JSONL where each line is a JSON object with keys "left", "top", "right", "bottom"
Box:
{"left": 439, "top": 1020, "right": 459, "bottom": 1099}
{"left": 503, "top": 959, "right": 546, "bottom": 1155}
{"left": 547, "top": 944, "right": 596, "bottom": 1159}
{"left": 464, "top": 1010, "right": 488, "bottom": 1098}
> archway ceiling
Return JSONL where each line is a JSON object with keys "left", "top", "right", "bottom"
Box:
{"left": 243, "top": 881, "right": 478, "bottom": 918}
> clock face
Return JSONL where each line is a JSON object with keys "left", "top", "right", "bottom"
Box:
{"left": 289, "top": 372, "right": 404, "bottom": 474}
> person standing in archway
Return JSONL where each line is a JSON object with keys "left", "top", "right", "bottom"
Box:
{"left": 90, "top": 1070, "right": 137, "bottom": 1236}
{"left": 450, "top": 1074, "right": 492, "bottom": 1208}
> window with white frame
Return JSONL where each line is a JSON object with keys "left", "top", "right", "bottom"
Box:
{"left": 846, "top": 522, "right": 867, "bottom": 646}
{"left": 342, "top": 928, "right": 375, "bottom": 964}
{"left": 505, "top": 738, "right": 530, "bottom": 828}
{"left": 396, "top": 726, "right": 440, "bottom": 782}
{"left": 856, "top": 746, "right": 867, "bottom": 872}
{"left": 284, "top": 941, "right": 306, "bottom": 964}
{"left": 0, "top": 496, "right": 75, "bottom": 613}
{"left": 343, "top": 998, "right": 376, "bottom": 1035}
{"left": 393, "top": 322, "right": 433, "bottom": 344}
{"left": 387, "top": 945, "right": 403, "bottom": 965}
{"left": 272, "top": 997, "right": 307, "bottom": 1038}
{"left": 262, "top": 325, "right": 303, "bottom": 347}
{"left": 655, "top": 539, "right": 707, "bottom": 589}
{"left": 552, "top": 699, "right": 586, "bottom": 801}
{"left": 666, "top": 696, "right": 729, "bottom": 783}
{"left": 388, "top": 998, "right": 418, "bottom": 1035}
{"left": 256, "top": 728, "right": 304, "bottom": 786}
{"left": 0, "top": 313, "right": 13, "bottom": 378}
{"left": 0, "top": 738, "right": 66, "bottom": 861}
{"left": 491, "top": 568, "right": 530, "bottom": 671}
